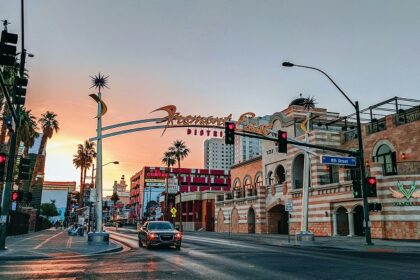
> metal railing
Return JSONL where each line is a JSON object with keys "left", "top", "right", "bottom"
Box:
{"left": 394, "top": 106, "right": 420, "bottom": 126}
{"left": 366, "top": 119, "right": 387, "bottom": 135}
{"left": 342, "top": 129, "right": 358, "bottom": 143}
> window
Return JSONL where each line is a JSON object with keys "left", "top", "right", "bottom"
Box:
{"left": 373, "top": 144, "right": 397, "bottom": 175}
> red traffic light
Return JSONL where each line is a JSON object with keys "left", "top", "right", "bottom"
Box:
{"left": 0, "top": 154, "right": 6, "bottom": 164}
{"left": 228, "top": 123, "right": 235, "bottom": 130}
{"left": 281, "top": 132, "right": 287, "bottom": 139}
{"left": 12, "top": 191, "right": 18, "bottom": 201}
{"left": 367, "top": 177, "right": 376, "bottom": 185}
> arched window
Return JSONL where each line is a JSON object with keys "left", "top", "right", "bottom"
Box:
{"left": 255, "top": 174, "right": 263, "bottom": 187}
{"left": 267, "top": 171, "right": 273, "bottom": 186}
{"left": 275, "top": 165, "right": 286, "bottom": 184}
{"left": 233, "top": 178, "right": 241, "bottom": 191}
{"left": 244, "top": 176, "right": 252, "bottom": 190}
{"left": 374, "top": 144, "right": 397, "bottom": 175}
{"left": 292, "top": 154, "right": 304, "bottom": 189}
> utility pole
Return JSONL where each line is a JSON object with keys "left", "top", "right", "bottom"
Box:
{"left": 0, "top": 0, "right": 25, "bottom": 250}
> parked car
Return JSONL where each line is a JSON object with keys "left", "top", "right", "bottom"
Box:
{"left": 138, "top": 221, "right": 182, "bottom": 250}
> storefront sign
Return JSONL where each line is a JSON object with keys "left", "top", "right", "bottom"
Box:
{"left": 145, "top": 178, "right": 166, "bottom": 183}
{"left": 145, "top": 168, "right": 167, "bottom": 179}
{"left": 389, "top": 181, "right": 419, "bottom": 199}
{"left": 146, "top": 182, "right": 165, "bottom": 187}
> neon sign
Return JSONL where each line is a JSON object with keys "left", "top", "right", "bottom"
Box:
{"left": 152, "top": 105, "right": 273, "bottom": 136}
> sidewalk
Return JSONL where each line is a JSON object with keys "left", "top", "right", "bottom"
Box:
{"left": 186, "top": 231, "right": 420, "bottom": 254}
{"left": 0, "top": 228, "right": 122, "bottom": 261}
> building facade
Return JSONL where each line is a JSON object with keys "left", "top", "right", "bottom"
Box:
{"left": 215, "top": 156, "right": 268, "bottom": 233}
{"left": 41, "top": 181, "right": 76, "bottom": 222}
{"left": 130, "top": 167, "right": 230, "bottom": 223}
{"left": 234, "top": 115, "right": 270, "bottom": 165}
{"left": 215, "top": 97, "right": 420, "bottom": 240}
{"left": 204, "top": 138, "right": 234, "bottom": 171}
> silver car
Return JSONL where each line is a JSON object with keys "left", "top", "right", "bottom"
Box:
{"left": 138, "top": 221, "right": 182, "bottom": 250}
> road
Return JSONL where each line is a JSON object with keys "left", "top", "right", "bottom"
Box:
{"left": 0, "top": 228, "right": 419, "bottom": 279}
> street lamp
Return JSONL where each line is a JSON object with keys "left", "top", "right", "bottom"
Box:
{"left": 282, "top": 61, "right": 373, "bottom": 245}
{"left": 88, "top": 161, "right": 119, "bottom": 232}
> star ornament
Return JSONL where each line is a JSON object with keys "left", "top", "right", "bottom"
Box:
{"left": 90, "top": 72, "right": 109, "bottom": 92}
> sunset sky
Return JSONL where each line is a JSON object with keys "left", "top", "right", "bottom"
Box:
{"left": 2, "top": 0, "right": 419, "bottom": 195}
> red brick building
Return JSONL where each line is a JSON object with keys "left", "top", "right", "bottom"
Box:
{"left": 215, "top": 96, "right": 420, "bottom": 240}
{"left": 215, "top": 156, "right": 269, "bottom": 234}
{"left": 130, "top": 167, "right": 230, "bottom": 228}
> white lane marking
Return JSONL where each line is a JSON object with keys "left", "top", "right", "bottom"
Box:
{"left": 66, "top": 237, "right": 73, "bottom": 248}
{"left": 183, "top": 236, "right": 251, "bottom": 248}
{"left": 33, "top": 231, "right": 64, "bottom": 249}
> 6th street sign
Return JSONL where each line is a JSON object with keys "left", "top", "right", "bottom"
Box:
{"left": 321, "top": 155, "right": 357, "bottom": 166}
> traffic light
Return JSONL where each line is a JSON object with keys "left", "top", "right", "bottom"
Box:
{"left": 368, "top": 202, "right": 382, "bottom": 211}
{"left": 352, "top": 179, "right": 362, "bottom": 198}
{"left": 0, "top": 153, "right": 7, "bottom": 182}
{"left": 18, "top": 157, "right": 31, "bottom": 180}
{"left": 366, "top": 176, "right": 377, "bottom": 197}
{"left": 0, "top": 30, "right": 18, "bottom": 66}
{"left": 14, "top": 76, "right": 28, "bottom": 106}
{"left": 11, "top": 191, "right": 19, "bottom": 202}
{"left": 277, "top": 130, "right": 287, "bottom": 153}
{"left": 225, "top": 122, "right": 235, "bottom": 145}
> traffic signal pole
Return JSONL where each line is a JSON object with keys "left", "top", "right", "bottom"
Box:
{"left": 0, "top": 0, "right": 26, "bottom": 249}
{"left": 0, "top": 123, "right": 19, "bottom": 250}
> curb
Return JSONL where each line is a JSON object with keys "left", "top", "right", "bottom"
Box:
{"left": 0, "top": 240, "right": 124, "bottom": 261}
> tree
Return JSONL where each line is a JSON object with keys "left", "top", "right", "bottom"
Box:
{"left": 17, "top": 107, "right": 39, "bottom": 156}
{"left": 302, "top": 96, "right": 317, "bottom": 110}
{"left": 110, "top": 192, "right": 119, "bottom": 205}
{"left": 40, "top": 199, "right": 59, "bottom": 219}
{"left": 30, "top": 111, "right": 59, "bottom": 189}
{"left": 162, "top": 151, "right": 176, "bottom": 220}
{"left": 73, "top": 140, "right": 96, "bottom": 206}
{"left": 168, "top": 140, "right": 190, "bottom": 228}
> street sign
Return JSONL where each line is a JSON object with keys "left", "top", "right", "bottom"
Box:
{"left": 320, "top": 155, "right": 357, "bottom": 166}
{"left": 285, "top": 200, "right": 293, "bottom": 212}
{"left": 170, "top": 207, "right": 177, "bottom": 217}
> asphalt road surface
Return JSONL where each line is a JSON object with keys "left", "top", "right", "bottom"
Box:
{"left": 0, "top": 229, "right": 419, "bottom": 280}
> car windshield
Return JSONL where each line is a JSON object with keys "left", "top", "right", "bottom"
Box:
{"left": 147, "top": 222, "right": 173, "bottom": 230}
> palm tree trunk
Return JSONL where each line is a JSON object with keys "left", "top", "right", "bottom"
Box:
{"left": 177, "top": 159, "right": 182, "bottom": 231}
{"left": 165, "top": 164, "right": 169, "bottom": 221}
{"left": 30, "top": 135, "right": 48, "bottom": 189}
{"left": 79, "top": 167, "right": 85, "bottom": 207}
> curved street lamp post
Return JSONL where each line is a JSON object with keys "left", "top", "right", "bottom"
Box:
{"left": 282, "top": 62, "right": 373, "bottom": 245}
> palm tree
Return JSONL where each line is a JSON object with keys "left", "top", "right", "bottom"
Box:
{"left": 302, "top": 96, "right": 316, "bottom": 110}
{"left": 168, "top": 140, "right": 190, "bottom": 229}
{"left": 0, "top": 65, "right": 19, "bottom": 148}
{"left": 73, "top": 140, "right": 96, "bottom": 206}
{"left": 162, "top": 151, "right": 176, "bottom": 221}
{"left": 18, "top": 107, "right": 39, "bottom": 156}
{"left": 30, "top": 111, "right": 59, "bottom": 189}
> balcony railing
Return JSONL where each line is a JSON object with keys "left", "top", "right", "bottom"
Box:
{"left": 342, "top": 129, "right": 358, "bottom": 143}
{"left": 394, "top": 106, "right": 420, "bottom": 126}
{"left": 366, "top": 119, "right": 387, "bottom": 135}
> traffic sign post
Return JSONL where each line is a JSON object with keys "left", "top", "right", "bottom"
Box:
{"left": 321, "top": 155, "right": 357, "bottom": 166}
{"left": 285, "top": 200, "right": 293, "bottom": 244}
